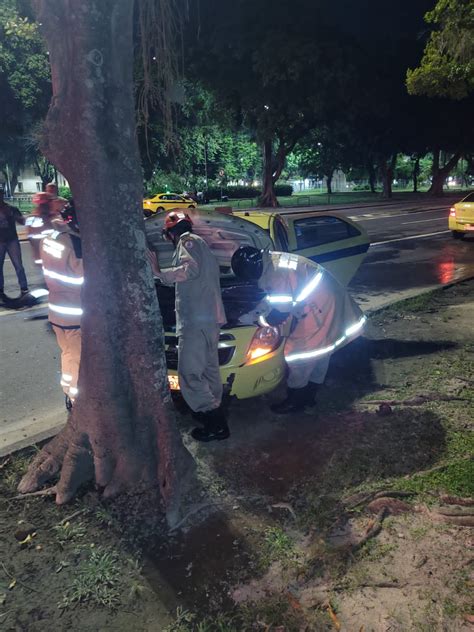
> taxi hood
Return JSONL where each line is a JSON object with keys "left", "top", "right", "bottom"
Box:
{"left": 145, "top": 209, "right": 272, "bottom": 275}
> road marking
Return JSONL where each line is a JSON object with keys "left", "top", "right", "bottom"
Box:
{"left": 351, "top": 208, "right": 446, "bottom": 222}
{"left": 401, "top": 216, "right": 446, "bottom": 225}
{"left": 371, "top": 230, "right": 450, "bottom": 246}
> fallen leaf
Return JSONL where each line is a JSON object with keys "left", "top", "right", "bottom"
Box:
{"left": 286, "top": 591, "right": 302, "bottom": 611}
{"left": 0, "top": 593, "right": 6, "bottom": 604}
{"left": 8, "top": 579, "right": 16, "bottom": 590}
{"left": 326, "top": 603, "right": 341, "bottom": 630}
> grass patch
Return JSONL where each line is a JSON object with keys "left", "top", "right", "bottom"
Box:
{"left": 260, "top": 526, "right": 299, "bottom": 569}
{"left": 53, "top": 520, "right": 87, "bottom": 544}
{"left": 395, "top": 458, "right": 474, "bottom": 497}
{"left": 59, "top": 548, "right": 122, "bottom": 609}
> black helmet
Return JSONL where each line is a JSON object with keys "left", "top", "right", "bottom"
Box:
{"left": 231, "top": 246, "right": 264, "bottom": 280}
{"left": 61, "top": 200, "right": 79, "bottom": 232}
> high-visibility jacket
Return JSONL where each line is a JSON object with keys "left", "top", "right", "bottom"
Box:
{"left": 40, "top": 228, "right": 83, "bottom": 328}
{"left": 25, "top": 210, "right": 63, "bottom": 264}
{"left": 156, "top": 232, "right": 226, "bottom": 333}
{"left": 259, "top": 252, "right": 365, "bottom": 364}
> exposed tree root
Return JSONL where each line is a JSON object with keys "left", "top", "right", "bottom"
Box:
{"left": 440, "top": 495, "right": 474, "bottom": 506}
{"left": 349, "top": 507, "right": 388, "bottom": 553}
{"left": 344, "top": 489, "right": 416, "bottom": 511}
{"left": 17, "top": 401, "right": 195, "bottom": 529}
{"left": 365, "top": 393, "right": 468, "bottom": 406}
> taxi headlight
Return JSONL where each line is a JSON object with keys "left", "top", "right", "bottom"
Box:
{"left": 246, "top": 325, "right": 281, "bottom": 364}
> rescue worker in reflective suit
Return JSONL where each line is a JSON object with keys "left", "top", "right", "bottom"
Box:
{"left": 231, "top": 247, "right": 366, "bottom": 413}
{"left": 25, "top": 192, "right": 63, "bottom": 267}
{"left": 40, "top": 201, "right": 83, "bottom": 410}
{"left": 148, "top": 211, "right": 229, "bottom": 442}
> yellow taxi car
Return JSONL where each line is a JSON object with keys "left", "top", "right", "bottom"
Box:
{"left": 449, "top": 191, "right": 474, "bottom": 238}
{"left": 143, "top": 192, "right": 197, "bottom": 217}
{"left": 145, "top": 208, "right": 369, "bottom": 399}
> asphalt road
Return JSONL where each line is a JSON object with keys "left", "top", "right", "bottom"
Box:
{"left": 1, "top": 195, "right": 473, "bottom": 454}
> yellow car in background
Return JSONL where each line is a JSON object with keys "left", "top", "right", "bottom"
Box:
{"left": 145, "top": 208, "right": 370, "bottom": 399}
{"left": 449, "top": 191, "right": 474, "bottom": 239}
{"left": 143, "top": 192, "right": 197, "bottom": 217}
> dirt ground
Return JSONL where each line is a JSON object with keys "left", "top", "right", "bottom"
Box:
{"left": 1, "top": 280, "right": 473, "bottom": 631}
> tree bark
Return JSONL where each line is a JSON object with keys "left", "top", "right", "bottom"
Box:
{"left": 326, "top": 170, "right": 334, "bottom": 195}
{"left": 367, "top": 162, "right": 377, "bottom": 193}
{"left": 259, "top": 137, "right": 294, "bottom": 207}
{"left": 259, "top": 139, "right": 279, "bottom": 207}
{"left": 18, "top": 0, "right": 194, "bottom": 526}
{"left": 428, "top": 149, "right": 461, "bottom": 197}
{"left": 412, "top": 156, "right": 420, "bottom": 193}
{"left": 381, "top": 154, "right": 397, "bottom": 198}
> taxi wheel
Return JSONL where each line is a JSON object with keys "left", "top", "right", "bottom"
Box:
{"left": 144, "top": 209, "right": 152, "bottom": 218}
{"left": 188, "top": 205, "right": 195, "bottom": 208}
{"left": 452, "top": 231, "right": 465, "bottom": 239}
{"left": 157, "top": 207, "right": 165, "bottom": 212}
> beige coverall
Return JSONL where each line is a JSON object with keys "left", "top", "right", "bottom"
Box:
{"left": 259, "top": 252, "right": 365, "bottom": 389}
{"left": 156, "top": 232, "right": 226, "bottom": 413}
{"left": 40, "top": 228, "right": 83, "bottom": 400}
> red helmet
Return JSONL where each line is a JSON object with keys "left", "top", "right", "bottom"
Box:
{"left": 32, "top": 192, "right": 53, "bottom": 205}
{"left": 164, "top": 211, "right": 193, "bottom": 231}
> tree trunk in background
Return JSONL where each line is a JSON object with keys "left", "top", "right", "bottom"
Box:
{"left": 18, "top": 0, "right": 194, "bottom": 526}
{"left": 412, "top": 156, "right": 420, "bottom": 193}
{"left": 367, "top": 162, "right": 377, "bottom": 193}
{"left": 381, "top": 154, "right": 397, "bottom": 198}
{"left": 428, "top": 149, "right": 461, "bottom": 197}
{"left": 326, "top": 171, "right": 333, "bottom": 195}
{"left": 260, "top": 139, "right": 279, "bottom": 207}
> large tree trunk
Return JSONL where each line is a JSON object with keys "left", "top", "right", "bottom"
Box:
{"left": 18, "top": 0, "right": 194, "bottom": 526}
{"left": 326, "top": 170, "right": 334, "bottom": 195}
{"left": 381, "top": 153, "right": 397, "bottom": 198}
{"left": 259, "top": 139, "right": 279, "bottom": 207}
{"left": 412, "top": 156, "right": 420, "bottom": 193}
{"left": 428, "top": 149, "right": 461, "bottom": 197}
{"left": 367, "top": 162, "right": 377, "bottom": 193}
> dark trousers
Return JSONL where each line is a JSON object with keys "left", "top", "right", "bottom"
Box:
{"left": 0, "top": 239, "right": 28, "bottom": 292}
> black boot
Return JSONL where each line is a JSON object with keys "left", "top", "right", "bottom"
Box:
{"left": 65, "top": 395, "right": 73, "bottom": 411}
{"left": 191, "top": 406, "right": 230, "bottom": 442}
{"left": 270, "top": 383, "right": 318, "bottom": 415}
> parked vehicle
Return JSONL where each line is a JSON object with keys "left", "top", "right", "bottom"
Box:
{"left": 145, "top": 208, "right": 370, "bottom": 398}
{"left": 143, "top": 193, "right": 197, "bottom": 217}
{"left": 449, "top": 192, "right": 474, "bottom": 239}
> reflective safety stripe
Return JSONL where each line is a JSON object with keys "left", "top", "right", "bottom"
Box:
{"left": 62, "top": 374, "right": 72, "bottom": 382}
{"left": 29, "top": 288, "right": 49, "bottom": 298}
{"left": 295, "top": 271, "right": 323, "bottom": 303}
{"left": 286, "top": 315, "right": 366, "bottom": 363}
{"left": 286, "top": 342, "right": 336, "bottom": 363}
{"left": 35, "top": 259, "right": 43, "bottom": 264}
{"left": 49, "top": 303, "right": 83, "bottom": 316}
{"left": 60, "top": 379, "right": 70, "bottom": 387}
{"left": 69, "top": 387, "right": 78, "bottom": 396}
{"left": 30, "top": 234, "right": 45, "bottom": 240}
{"left": 43, "top": 267, "right": 84, "bottom": 285}
{"left": 277, "top": 253, "right": 298, "bottom": 270}
{"left": 345, "top": 315, "right": 367, "bottom": 337}
{"left": 25, "top": 217, "right": 44, "bottom": 227}
{"left": 258, "top": 314, "right": 270, "bottom": 328}
{"left": 43, "top": 238, "right": 64, "bottom": 259}
{"left": 266, "top": 272, "right": 323, "bottom": 307}
{"left": 266, "top": 294, "right": 294, "bottom": 304}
